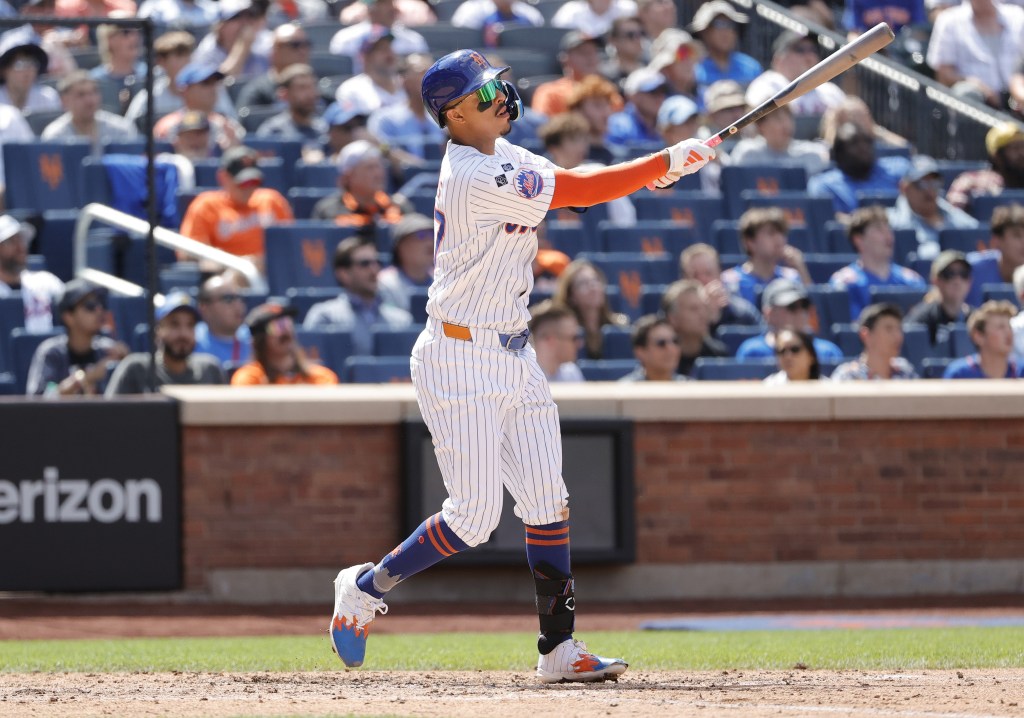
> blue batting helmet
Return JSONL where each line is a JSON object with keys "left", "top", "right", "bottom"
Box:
{"left": 421, "top": 50, "right": 522, "bottom": 128}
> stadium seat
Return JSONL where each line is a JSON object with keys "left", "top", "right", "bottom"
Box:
{"left": 934, "top": 159, "right": 987, "bottom": 191}
{"left": 804, "top": 254, "right": 857, "bottom": 284}
{"left": 901, "top": 324, "right": 931, "bottom": 371}
{"left": 309, "top": 52, "right": 352, "bottom": 78}
{"left": 982, "top": 283, "right": 1020, "bottom": 306}
{"left": 119, "top": 236, "right": 179, "bottom": 287}
{"left": 600, "top": 220, "right": 696, "bottom": 256}
{"left": 0, "top": 294, "right": 23, "bottom": 373}
{"left": 806, "top": 285, "right": 851, "bottom": 341}
{"left": 245, "top": 139, "right": 303, "bottom": 189}
{"left": 160, "top": 264, "right": 202, "bottom": 293}
{"left": 405, "top": 190, "right": 436, "bottom": 218}
{"left": 714, "top": 219, "right": 814, "bottom": 255}
{"left": 286, "top": 287, "right": 339, "bottom": 323}
{"left": 3, "top": 141, "right": 92, "bottom": 211}
{"left": 295, "top": 327, "right": 355, "bottom": 376}
{"left": 408, "top": 287, "right": 429, "bottom": 324}
{"left": 855, "top": 190, "right": 899, "bottom": 208}
{"left": 496, "top": 24, "right": 570, "bottom": 51}
{"left": 34, "top": 210, "right": 76, "bottom": 282}
{"left": 107, "top": 294, "right": 149, "bottom": 345}
{"left": 632, "top": 192, "right": 725, "bottom": 242}
{"left": 265, "top": 223, "right": 360, "bottom": 296}
{"left": 868, "top": 286, "right": 927, "bottom": 313}
{"left": 70, "top": 46, "right": 101, "bottom": 70}
{"left": 939, "top": 227, "right": 990, "bottom": 254}
{"left": 287, "top": 187, "right": 334, "bottom": 219}
{"left": 413, "top": 23, "right": 482, "bottom": 53}
{"left": 969, "top": 191, "right": 1024, "bottom": 223}
{"left": 193, "top": 157, "right": 287, "bottom": 194}
{"left": 716, "top": 325, "right": 764, "bottom": 356}
{"left": 10, "top": 328, "right": 62, "bottom": 394}
{"left": 577, "top": 358, "right": 636, "bottom": 381}
{"left": 344, "top": 355, "right": 412, "bottom": 383}
{"left": 641, "top": 283, "right": 668, "bottom": 315}
{"left": 874, "top": 144, "right": 912, "bottom": 160}
{"left": 830, "top": 323, "right": 861, "bottom": 357}
{"left": 295, "top": 160, "right": 339, "bottom": 189}
{"left": 921, "top": 357, "right": 953, "bottom": 378}
{"left": 719, "top": 165, "right": 808, "bottom": 219}
{"left": 431, "top": 0, "right": 462, "bottom": 21}
{"left": 24, "top": 110, "right": 64, "bottom": 137}
{"left": 0, "top": 372, "right": 16, "bottom": 395}
{"left": 948, "top": 325, "right": 972, "bottom": 357}
{"left": 101, "top": 140, "right": 174, "bottom": 155}
{"left": 599, "top": 326, "right": 633, "bottom": 360}
{"left": 582, "top": 252, "right": 676, "bottom": 318}
{"left": 237, "top": 105, "right": 281, "bottom": 133}
{"left": 740, "top": 191, "right": 835, "bottom": 251}
{"left": 547, "top": 202, "right": 609, "bottom": 241}
{"left": 545, "top": 221, "right": 591, "bottom": 257}
{"left": 692, "top": 357, "right": 776, "bottom": 381}
{"left": 304, "top": 21, "right": 340, "bottom": 52}
{"left": 372, "top": 327, "right": 421, "bottom": 357}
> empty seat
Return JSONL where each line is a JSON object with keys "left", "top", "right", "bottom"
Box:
{"left": 716, "top": 325, "right": 764, "bottom": 356}
{"left": 806, "top": 284, "right": 851, "bottom": 341}
{"left": 982, "top": 283, "right": 1019, "bottom": 306}
{"left": 193, "top": 157, "right": 287, "bottom": 194}
{"left": 581, "top": 252, "right": 676, "bottom": 318}
{"left": 295, "top": 327, "right": 355, "bottom": 375}
{"left": 264, "top": 223, "right": 360, "bottom": 295}
{"left": 600, "top": 220, "right": 696, "bottom": 256}
{"left": 287, "top": 187, "right": 334, "bottom": 219}
{"left": 868, "top": 285, "right": 927, "bottom": 313}
{"left": 719, "top": 164, "right": 808, "bottom": 219}
{"left": 740, "top": 190, "right": 835, "bottom": 250}
{"left": 545, "top": 221, "right": 590, "bottom": 257}
{"left": 969, "top": 191, "right": 1024, "bottom": 222}
{"left": 295, "top": 160, "right": 339, "bottom": 189}
{"left": 413, "top": 23, "right": 482, "bottom": 53}
{"left": 0, "top": 294, "right": 24, "bottom": 373}
{"left": 939, "top": 227, "right": 990, "bottom": 254}
{"left": 3, "top": 141, "right": 92, "bottom": 211}
{"left": 344, "top": 355, "right": 412, "bottom": 383}
{"left": 577, "top": 358, "right": 636, "bottom": 381}
{"left": 304, "top": 22, "right": 341, "bottom": 52}
{"left": 692, "top": 357, "right": 775, "bottom": 381}
{"left": 948, "top": 324, "right": 973, "bottom": 358}
{"left": 245, "top": 138, "right": 304, "bottom": 189}
{"left": 107, "top": 294, "right": 149, "bottom": 344}
{"left": 599, "top": 326, "right": 633, "bottom": 360}
{"left": 830, "top": 323, "right": 862, "bottom": 357}
{"left": 10, "top": 328, "right": 63, "bottom": 394}
{"left": 371, "top": 327, "right": 421, "bottom": 357}
{"left": 632, "top": 192, "right": 725, "bottom": 242}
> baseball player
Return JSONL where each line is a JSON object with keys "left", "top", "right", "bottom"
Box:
{"left": 330, "top": 50, "right": 715, "bottom": 682}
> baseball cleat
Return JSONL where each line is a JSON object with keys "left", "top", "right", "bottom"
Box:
{"left": 536, "top": 638, "right": 628, "bottom": 683}
{"left": 329, "top": 562, "right": 388, "bottom": 667}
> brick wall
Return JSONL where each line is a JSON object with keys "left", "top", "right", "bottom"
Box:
{"left": 180, "top": 415, "right": 1024, "bottom": 592}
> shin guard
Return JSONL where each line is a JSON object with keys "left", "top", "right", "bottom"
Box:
{"left": 532, "top": 561, "right": 575, "bottom": 655}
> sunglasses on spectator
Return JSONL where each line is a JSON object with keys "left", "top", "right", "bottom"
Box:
{"left": 265, "top": 316, "right": 294, "bottom": 338}
{"left": 283, "top": 39, "right": 312, "bottom": 49}
{"left": 78, "top": 299, "right": 106, "bottom": 313}
{"left": 617, "top": 30, "right": 644, "bottom": 40}
{"left": 115, "top": 28, "right": 138, "bottom": 36}
{"left": 350, "top": 257, "right": 381, "bottom": 269}
{"left": 651, "top": 337, "right": 680, "bottom": 348}
{"left": 938, "top": 267, "right": 971, "bottom": 281}
{"left": 157, "top": 47, "right": 191, "bottom": 58}
{"left": 791, "top": 43, "right": 818, "bottom": 55}
{"left": 710, "top": 18, "right": 737, "bottom": 30}
{"left": 785, "top": 299, "right": 812, "bottom": 311}
{"left": 775, "top": 344, "right": 805, "bottom": 356}
{"left": 212, "top": 293, "right": 244, "bottom": 304}
{"left": 913, "top": 177, "right": 944, "bottom": 192}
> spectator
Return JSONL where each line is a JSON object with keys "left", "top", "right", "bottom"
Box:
{"left": 453, "top": 0, "right": 545, "bottom": 48}
{"left": 619, "top": 314, "right": 688, "bottom": 381}
{"left": 532, "top": 244, "right": 572, "bottom": 293}
{"left": 601, "top": 16, "right": 646, "bottom": 85}
{"left": 153, "top": 62, "right": 245, "bottom": 149}
{"left": 926, "top": 0, "right": 1024, "bottom": 110}
{"left": 138, "top": 0, "right": 218, "bottom": 28}
{"left": 368, "top": 52, "right": 445, "bottom": 160}
{"left": 722, "top": 207, "right": 812, "bottom": 307}
{"left": 171, "top": 109, "right": 215, "bottom": 161}
{"left": 653, "top": 94, "right": 724, "bottom": 195}
{"left": 763, "top": 327, "right": 821, "bottom": 383}
{"left": 20, "top": 0, "right": 78, "bottom": 80}
{"left": 25, "top": 279, "right": 129, "bottom": 396}
{"left": 329, "top": 0, "right": 428, "bottom": 73}
{"left": 636, "top": 0, "right": 677, "bottom": 41}
{"left": 606, "top": 67, "right": 667, "bottom": 147}
{"left": 551, "top": 0, "right": 638, "bottom": 36}
{"left": 660, "top": 279, "right": 728, "bottom": 376}
{"left": 906, "top": 250, "right": 973, "bottom": 345}
{"left": 808, "top": 121, "right": 911, "bottom": 217}
{"left": 566, "top": 74, "right": 623, "bottom": 165}
{"left": 303, "top": 235, "right": 414, "bottom": 355}
{"left": 528, "top": 299, "right": 585, "bottom": 382}
{"left": 830, "top": 205, "right": 926, "bottom": 320}
{"left": 235, "top": 22, "right": 312, "bottom": 111}
{"left": 125, "top": 31, "right": 237, "bottom": 127}
{"left": 680, "top": 243, "right": 764, "bottom": 333}
{"left": 944, "top": 299, "right": 1021, "bottom": 378}
{"left": 831, "top": 302, "right": 919, "bottom": 380}
{"left": 647, "top": 28, "right": 702, "bottom": 100}
{"left": 0, "top": 26, "right": 60, "bottom": 115}
{"left": 192, "top": 0, "right": 270, "bottom": 82}
{"left": 887, "top": 155, "right": 978, "bottom": 261}
{"left": 336, "top": 29, "right": 405, "bottom": 117}
{"left": 0, "top": 104, "right": 32, "bottom": 206}
{"left": 179, "top": 145, "right": 294, "bottom": 275}
{"left": 231, "top": 303, "right": 339, "bottom": 385}
{"left": 41, "top": 71, "right": 140, "bottom": 146}
{"left": 105, "top": 291, "right": 226, "bottom": 395}
{"left": 947, "top": 122, "right": 1024, "bottom": 214}
{"left": 701, "top": 80, "right": 748, "bottom": 143}
{"left": 312, "top": 140, "right": 411, "bottom": 232}
{"left": 689, "top": 0, "right": 761, "bottom": 90}
{"left": 56, "top": 0, "right": 136, "bottom": 21}
{"left": 552, "top": 258, "right": 629, "bottom": 359}
{"left": 844, "top": 0, "right": 926, "bottom": 35}
{"left": 746, "top": 30, "right": 844, "bottom": 117}
{"left": 322, "top": 100, "right": 372, "bottom": 161}
{"left": 254, "top": 63, "right": 325, "bottom": 146}
{"left": 91, "top": 13, "right": 146, "bottom": 110}
{"left": 965, "top": 203, "right": 1024, "bottom": 306}
{"left": 532, "top": 31, "right": 605, "bottom": 118}
{"left": 819, "top": 94, "right": 910, "bottom": 150}
{"left": 339, "top": 0, "right": 433, "bottom": 26}
{"left": 194, "top": 272, "right": 251, "bottom": 368}
{"left": 0, "top": 215, "right": 63, "bottom": 333}
{"left": 377, "top": 212, "right": 434, "bottom": 313}
{"left": 736, "top": 278, "right": 844, "bottom": 362}
{"left": 1011, "top": 263, "right": 1024, "bottom": 362}
{"left": 728, "top": 99, "right": 829, "bottom": 176}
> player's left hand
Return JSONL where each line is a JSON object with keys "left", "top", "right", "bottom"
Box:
{"left": 647, "top": 139, "right": 716, "bottom": 190}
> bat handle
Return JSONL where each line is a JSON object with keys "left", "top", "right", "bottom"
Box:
{"left": 706, "top": 127, "right": 737, "bottom": 149}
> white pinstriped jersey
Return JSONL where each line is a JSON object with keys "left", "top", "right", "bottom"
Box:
{"left": 427, "top": 138, "right": 557, "bottom": 333}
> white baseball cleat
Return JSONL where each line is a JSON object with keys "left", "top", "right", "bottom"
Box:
{"left": 329, "top": 562, "right": 388, "bottom": 667}
{"left": 536, "top": 638, "right": 628, "bottom": 683}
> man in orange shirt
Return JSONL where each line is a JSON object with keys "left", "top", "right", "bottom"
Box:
{"left": 230, "top": 303, "right": 339, "bottom": 385}
{"left": 179, "top": 145, "right": 294, "bottom": 275}
{"left": 530, "top": 31, "right": 604, "bottom": 118}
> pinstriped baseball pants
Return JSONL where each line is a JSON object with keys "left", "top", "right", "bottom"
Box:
{"left": 411, "top": 319, "right": 570, "bottom": 547}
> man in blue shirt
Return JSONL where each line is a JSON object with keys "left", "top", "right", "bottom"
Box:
{"left": 965, "top": 203, "right": 1024, "bottom": 307}
{"left": 830, "top": 205, "right": 927, "bottom": 321}
{"left": 721, "top": 206, "right": 812, "bottom": 307}
{"left": 195, "top": 273, "right": 252, "bottom": 369}
{"left": 368, "top": 53, "right": 446, "bottom": 160}
{"left": 689, "top": 0, "right": 762, "bottom": 92}
{"left": 606, "top": 67, "right": 666, "bottom": 147}
{"left": 944, "top": 300, "right": 1022, "bottom": 378}
{"left": 736, "top": 278, "right": 844, "bottom": 362}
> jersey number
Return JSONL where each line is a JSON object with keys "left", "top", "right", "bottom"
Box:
{"left": 434, "top": 208, "right": 446, "bottom": 253}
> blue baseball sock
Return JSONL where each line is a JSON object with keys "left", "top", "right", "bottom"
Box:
{"left": 356, "top": 513, "right": 469, "bottom": 599}
{"left": 526, "top": 519, "right": 574, "bottom": 654}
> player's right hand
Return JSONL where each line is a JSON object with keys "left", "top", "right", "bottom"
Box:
{"left": 646, "top": 139, "right": 716, "bottom": 190}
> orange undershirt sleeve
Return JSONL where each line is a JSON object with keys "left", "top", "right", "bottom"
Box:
{"left": 549, "top": 152, "right": 669, "bottom": 210}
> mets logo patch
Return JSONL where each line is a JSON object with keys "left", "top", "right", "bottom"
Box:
{"left": 501, "top": 163, "right": 514, "bottom": 172}
{"left": 494, "top": 174, "right": 508, "bottom": 187}
{"left": 513, "top": 169, "right": 543, "bottom": 199}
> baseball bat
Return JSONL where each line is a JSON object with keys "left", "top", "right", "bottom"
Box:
{"left": 706, "top": 22, "right": 895, "bottom": 149}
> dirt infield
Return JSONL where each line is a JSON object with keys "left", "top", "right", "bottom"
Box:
{"left": 2, "top": 669, "right": 1023, "bottom": 718}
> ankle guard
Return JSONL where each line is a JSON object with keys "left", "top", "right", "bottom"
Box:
{"left": 533, "top": 561, "right": 575, "bottom": 655}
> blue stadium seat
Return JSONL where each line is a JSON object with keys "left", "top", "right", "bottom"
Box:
{"left": 295, "top": 160, "right": 339, "bottom": 189}
{"left": 102, "top": 140, "right": 174, "bottom": 155}
{"left": 264, "top": 222, "right": 360, "bottom": 295}
{"left": 934, "top": 159, "right": 987, "bottom": 191}
{"left": 600, "top": 220, "right": 696, "bottom": 255}
{"left": 582, "top": 252, "right": 675, "bottom": 319}
{"left": 921, "top": 357, "right": 953, "bottom": 378}
{"left": 830, "top": 323, "right": 861, "bottom": 356}
{"left": 0, "top": 294, "right": 24, "bottom": 373}
{"left": 10, "top": 328, "right": 62, "bottom": 394}
{"left": 901, "top": 323, "right": 931, "bottom": 371}
{"left": 807, "top": 285, "right": 851, "bottom": 341}
{"left": 577, "top": 358, "right": 636, "bottom": 381}
{"left": 740, "top": 191, "right": 835, "bottom": 251}
{"left": 713, "top": 219, "right": 815, "bottom": 255}
{"left": 969, "top": 191, "right": 1024, "bottom": 223}
{"left": 3, "top": 141, "right": 91, "bottom": 211}
{"left": 193, "top": 157, "right": 287, "bottom": 194}
{"left": 874, "top": 144, "right": 912, "bottom": 160}
{"left": 120, "top": 236, "right": 179, "bottom": 287}
{"left": 547, "top": 202, "right": 609, "bottom": 241}
{"left": 496, "top": 24, "right": 569, "bottom": 51}
{"left": 906, "top": 253, "right": 933, "bottom": 281}
{"left": 940, "top": 227, "right": 990, "bottom": 254}
{"left": 408, "top": 286, "right": 429, "bottom": 324}
{"left": 822, "top": 222, "right": 917, "bottom": 261}
{"left": 0, "top": 372, "right": 16, "bottom": 395}
{"left": 286, "top": 287, "right": 339, "bottom": 323}
{"left": 287, "top": 187, "right": 333, "bottom": 219}
{"left": 716, "top": 325, "right": 764, "bottom": 356}
{"left": 245, "top": 138, "right": 303, "bottom": 189}
{"left": 305, "top": 21, "right": 341, "bottom": 52}
{"left": 372, "top": 327, "right": 421, "bottom": 357}
{"left": 804, "top": 254, "right": 856, "bottom": 284}
{"left": 295, "top": 327, "right": 355, "bottom": 376}
{"left": 413, "top": 23, "right": 482, "bottom": 53}
{"left": 599, "top": 326, "right": 633, "bottom": 360}
{"left": 948, "top": 324, "right": 972, "bottom": 357}
{"left": 406, "top": 190, "right": 436, "bottom": 218}
{"left": 855, "top": 190, "right": 899, "bottom": 208}
{"left": 632, "top": 192, "right": 725, "bottom": 244}
{"left": 397, "top": 169, "right": 440, "bottom": 197}
{"left": 107, "top": 294, "right": 149, "bottom": 345}
{"left": 692, "top": 357, "right": 776, "bottom": 380}
{"left": 545, "top": 221, "right": 591, "bottom": 257}
{"left": 641, "top": 283, "right": 668, "bottom": 315}
{"left": 344, "top": 355, "right": 412, "bottom": 383}
{"left": 982, "top": 283, "right": 1019, "bottom": 306}
{"left": 719, "top": 164, "right": 808, "bottom": 219}
{"left": 868, "top": 286, "right": 927, "bottom": 313}
{"left": 160, "top": 264, "right": 202, "bottom": 294}
{"left": 35, "top": 210, "right": 80, "bottom": 282}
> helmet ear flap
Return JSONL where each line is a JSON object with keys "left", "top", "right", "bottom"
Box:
{"left": 500, "top": 80, "right": 522, "bottom": 123}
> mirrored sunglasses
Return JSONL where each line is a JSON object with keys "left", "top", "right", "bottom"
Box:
{"left": 938, "top": 267, "right": 971, "bottom": 281}
{"left": 775, "top": 344, "right": 805, "bottom": 357}
{"left": 652, "top": 337, "right": 680, "bottom": 348}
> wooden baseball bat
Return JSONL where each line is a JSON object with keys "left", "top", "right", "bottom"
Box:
{"left": 706, "top": 22, "right": 896, "bottom": 148}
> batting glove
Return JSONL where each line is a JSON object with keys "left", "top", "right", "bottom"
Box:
{"left": 647, "top": 139, "right": 716, "bottom": 190}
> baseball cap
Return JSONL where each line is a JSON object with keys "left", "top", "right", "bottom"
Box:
{"left": 276, "top": 62, "right": 315, "bottom": 88}
{"left": 649, "top": 28, "right": 700, "bottom": 72}
{"left": 245, "top": 302, "right": 298, "bottom": 333}
{"left": 57, "top": 278, "right": 105, "bottom": 313}
{"left": 623, "top": 66, "right": 667, "bottom": 96}
{"left": 175, "top": 62, "right": 225, "bottom": 90}
{"left": 390, "top": 212, "right": 434, "bottom": 249}
{"left": 219, "top": 0, "right": 253, "bottom": 21}
{"left": 985, "top": 122, "right": 1024, "bottom": 158}
{"left": 773, "top": 30, "right": 814, "bottom": 57}
{"left": 704, "top": 79, "right": 746, "bottom": 115}
{"left": 176, "top": 110, "right": 211, "bottom": 133}
{"left": 156, "top": 290, "right": 200, "bottom": 322}
{"left": 220, "top": 145, "right": 263, "bottom": 185}
{"left": 762, "top": 278, "right": 809, "bottom": 311}
{"left": 656, "top": 95, "right": 700, "bottom": 129}
{"left": 0, "top": 213, "right": 36, "bottom": 244}
{"left": 337, "top": 139, "right": 382, "bottom": 175}
{"left": 359, "top": 25, "right": 394, "bottom": 53}
{"left": 930, "top": 250, "right": 970, "bottom": 281}
{"left": 688, "top": 0, "right": 748, "bottom": 34}
{"left": 903, "top": 155, "right": 941, "bottom": 184}
{"left": 560, "top": 30, "right": 603, "bottom": 53}
{"left": 323, "top": 100, "right": 368, "bottom": 127}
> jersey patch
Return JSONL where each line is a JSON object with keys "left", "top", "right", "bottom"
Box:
{"left": 513, "top": 168, "right": 543, "bottom": 199}
{"left": 501, "top": 163, "right": 514, "bottom": 172}
{"left": 495, "top": 174, "right": 508, "bottom": 187}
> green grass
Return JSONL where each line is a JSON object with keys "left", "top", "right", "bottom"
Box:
{"left": 2, "top": 627, "right": 1023, "bottom": 673}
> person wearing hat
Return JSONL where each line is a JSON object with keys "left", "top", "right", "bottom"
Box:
{"left": 701, "top": 79, "right": 747, "bottom": 142}
{"left": 947, "top": 122, "right": 1024, "bottom": 213}
{"left": 964, "top": 203, "right": 1024, "bottom": 307}
{"left": 179, "top": 145, "right": 294, "bottom": 275}
{"left": 25, "top": 279, "right": 129, "bottom": 396}
{"left": 329, "top": 0, "right": 429, "bottom": 74}
{"left": 647, "top": 27, "right": 702, "bottom": 100}
{"left": 565, "top": 74, "right": 624, "bottom": 165}
{"left": 336, "top": 28, "right": 404, "bottom": 117}
{"left": 745, "top": 30, "right": 844, "bottom": 117}
{"left": 531, "top": 31, "right": 605, "bottom": 118}
{"left": 656, "top": 94, "right": 701, "bottom": 146}
{"left": 194, "top": 272, "right": 252, "bottom": 368}
{"left": 607, "top": 66, "right": 668, "bottom": 147}
{"left": 41, "top": 70, "right": 141, "bottom": 146}
{"left": 152, "top": 61, "right": 244, "bottom": 149}
{"left": 254, "top": 63, "right": 327, "bottom": 143}
{"left": 171, "top": 110, "right": 215, "bottom": 161}
{"left": 302, "top": 234, "right": 413, "bottom": 356}
{"left": 905, "top": 250, "right": 974, "bottom": 346}
{"left": 190, "top": 0, "right": 270, "bottom": 81}
{"left": 377, "top": 212, "right": 435, "bottom": 312}
{"left": 600, "top": 16, "right": 646, "bottom": 85}
{"left": 105, "top": 290, "right": 226, "bottom": 395}
{"left": 368, "top": 52, "right": 446, "bottom": 161}
{"left": 311, "top": 139, "right": 411, "bottom": 231}
{"left": 735, "top": 277, "right": 843, "bottom": 362}
{"left": 0, "top": 214, "right": 63, "bottom": 334}
{"left": 729, "top": 97, "right": 829, "bottom": 177}
{"left": 322, "top": 99, "right": 372, "bottom": 161}
{"left": 689, "top": 0, "right": 761, "bottom": 90}
{"left": 0, "top": 25, "right": 60, "bottom": 115}
{"left": 832, "top": 302, "right": 919, "bottom": 380}
{"left": 137, "top": 0, "right": 218, "bottom": 28}
{"left": 551, "top": 0, "right": 638, "bottom": 37}
{"left": 235, "top": 22, "right": 312, "bottom": 111}
{"left": 230, "top": 303, "right": 338, "bottom": 385}
{"left": 888, "top": 155, "right": 978, "bottom": 261}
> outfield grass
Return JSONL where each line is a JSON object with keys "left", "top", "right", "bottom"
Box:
{"left": 2, "top": 627, "right": 1023, "bottom": 673}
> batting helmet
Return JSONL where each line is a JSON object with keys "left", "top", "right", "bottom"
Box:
{"left": 421, "top": 50, "right": 522, "bottom": 128}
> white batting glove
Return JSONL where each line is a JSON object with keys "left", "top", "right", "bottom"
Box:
{"left": 646, "top": 139, "right": 716, "bottom": 190}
